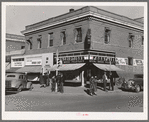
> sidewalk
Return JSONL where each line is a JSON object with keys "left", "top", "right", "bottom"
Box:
{"left": 31, "top": 83, "right": 121, "bottom": 95}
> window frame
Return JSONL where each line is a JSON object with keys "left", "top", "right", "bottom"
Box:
{"left": 75, "top": 27, "right": 82, "bottom": 43}
{"left": 61, "top": 31, "right": 66, "bottom": 45}
{"left": 37, "top": 35, "right": 42, "bottom": 49}
{"left": 27, "top": 38, "right": 32, "bottom": 50}
{"left": 128, "top": 33, "right": 134, "bottom": 48}
{"left": 104, "top": 27, "right": 111, "bottom": 44}
{"left": 48, "top": 33, "right": 54, "bottom": 47}
{"left": 128, "top": 57, "right": 133, "bottom": 65}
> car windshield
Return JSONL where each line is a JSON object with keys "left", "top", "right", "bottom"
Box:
{"left": 7, "top": 75, "right": 16, "bottom": 77}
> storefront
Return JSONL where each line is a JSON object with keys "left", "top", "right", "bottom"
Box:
{"left": 7, "top": 53, "right": 53, "bottom": 81}
{"left": 49, "top": 50, "right": 122, "bottom": 86}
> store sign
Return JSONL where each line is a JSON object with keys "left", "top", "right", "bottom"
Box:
{"left": 26, "top": 58, "right": 42, "bottom": 65}
{"left": 115, "top": 57, "right": 128, "bottom": 65}
{"left": 89, "top": 56, "right": 115, "bottom": 64}
{"left": 133, "top": 59, "right": 143, "bottom": 66}
{"left": 12, "top": 61, "right": 24, "bottom": 67}
{"left": 58, "top": 56, "right": 84, "bottom": 64}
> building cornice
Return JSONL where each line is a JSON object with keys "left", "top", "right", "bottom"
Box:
{"left": 6, "top": 38, "right": 26, "bottom": 42}
{"left": 21, "top": 11, "right": 143, "bottom": 35}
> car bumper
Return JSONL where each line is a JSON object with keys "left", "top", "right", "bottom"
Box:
{"left": 121, "top": 84, "right": 135, "bottom": 90}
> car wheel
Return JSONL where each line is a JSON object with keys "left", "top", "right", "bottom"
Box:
{"left": 29, "top": 84, "right": 33, "bottom": 91}
{"left": 135, "top": 85, "right": 141, "bottom": 92}
{"left": 17, "top": 85, "right": 23, "bottom": 92}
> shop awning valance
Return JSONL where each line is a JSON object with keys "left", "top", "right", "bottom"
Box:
{"left": 16, "top": 65, "right": 42, "bottom": 73}
{"left": 49, "top": 63, "right": 85, "bottom": 71}
{"left": 93, "top": 63, "right": 123, "bottom": 71}
{"left": 6, "top": 68, "right": 20, "bottom": 73}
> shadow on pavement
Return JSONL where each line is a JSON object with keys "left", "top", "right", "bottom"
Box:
{"left": 64, "top": 82, "right": 81, "bottom": 87}
{"left": 5, "top": 91, "right": 18, "bottom": 95}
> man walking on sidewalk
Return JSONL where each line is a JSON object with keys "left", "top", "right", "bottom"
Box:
{"left": 102, "top": 71, "right": 108, "bottom": 92}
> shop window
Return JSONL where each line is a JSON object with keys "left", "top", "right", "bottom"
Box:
{"left": 48, "top": 33, "right": 53, "bottom": 47}
{"left": 142, "top": 36, "right": 144, "bottom": 45}
{"left": 104, "top": 27, "right": 111, "bottom": 44}
{"left": 74, "top": 27, "right": 82, "bottom": 43}
{"left": 37, "top": 35, "right": 42, "bottom": 49}
{"left": 27, "top": 38, "right": 32, "bottom": 50}
{"left": 128, "top": 57, "right": 133, "bottom": 65}
{"left": 128, "top": 33, "right": 134, "bottom": 48}
{"left": 60, "top": 31, "right": 66, "bottom": 45}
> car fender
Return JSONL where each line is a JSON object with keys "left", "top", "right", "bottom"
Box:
{"left": 11, "top": 80, "right": 21, "bottom": 88}
{"left": 26, "top": 82, "right": 32, "bottom": 89}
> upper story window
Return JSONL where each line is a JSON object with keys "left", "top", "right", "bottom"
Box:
{"left": 37, "top": 35, "right": 42, "bottom": 49}
{"left": 74, "top": 27, "right": 82, "bottom": 43}
{"left": 142, "top": 36, "right": 144, "bottom": 45}
{"left": 128, "top": 33, "right": 134, "bottom": 48}
{"left": 48, "top": 33, "right": 53, "bottom": 47}
{"left": 27, "top": 37, "right": 32, "bottom": 50}
{"left": 60, "top": 31, "right": 66, "bottom": 45}
{"left": 21, "top": 46, "right": 25, "bottom": 49}
{"left": 128, "top": 57, "right": 133, "bottom": 65}
{"left": 104, "top": 27, "right": 111, "bottom": 44}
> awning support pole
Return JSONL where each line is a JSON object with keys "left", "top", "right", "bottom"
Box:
{"left": 81, "top": 71, "right": 84, "bottom": 87}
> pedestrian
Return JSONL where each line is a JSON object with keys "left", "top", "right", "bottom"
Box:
{"left": 59, "top": 73, "right": 64, "bottom": 93}
{"left": 94, "top": 76, "right": 98, "bottom": 94}
{"left": 89, "top": 76, "right": 96, "bottom": 96}
{"left": 109, "top": 72, "right": 114, "bottom": 91}
{"left": 102, "top": 71, "right": 108, "bottom": 92}
{"left": 51, "top": 75, "right": 56, "bottom": 92}
{"left": 56, "top": 72, "right": 61, "bottom": 92}
{"left": 45, "top": 70, "right": 50, "bottom": 86}
{"left": 40, "top": 69, "right": 46, "bottom": 88}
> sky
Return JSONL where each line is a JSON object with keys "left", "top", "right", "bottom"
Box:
{"left": 5, "top": 3, "right": 144, "bottom": 35}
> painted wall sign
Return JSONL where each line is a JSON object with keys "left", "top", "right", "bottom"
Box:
{"left": 133, "top": 59, "right": 143, "bottom": 66}
{"left": 26, "top": 57, "right": 42, "bottom": 65}
{"left": 59, "top": 56, "right": 84, "bottom": 64}
{"left": 89, "top": 56, "right": 115, "bottom": 64}
{"left": 11, "top": 61, "right": 24, "bottom": 67}
{"left": 115, "top": 57, "right": 128, "bottom": 65}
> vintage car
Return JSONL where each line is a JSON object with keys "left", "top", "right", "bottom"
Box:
{"left": 121, "top": 74, "right": 143, "bottom": 92}
{"left": 5, "top": 73, "right": 33, "bottom": 92}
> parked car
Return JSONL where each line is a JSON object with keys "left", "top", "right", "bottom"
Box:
{"left": 5, "top": 73, "right": 33, "bottom": 92}
{"left": 121, "top": 74, "right": 143, "bottom": 92}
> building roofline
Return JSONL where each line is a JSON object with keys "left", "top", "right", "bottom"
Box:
{"left": 22, "top": 6, "right": 143, "bottom": 35}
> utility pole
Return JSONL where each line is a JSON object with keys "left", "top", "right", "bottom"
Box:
{"left": 56, "top": 49, "right": 59, "bottom": 76}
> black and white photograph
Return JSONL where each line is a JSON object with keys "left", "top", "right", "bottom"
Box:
{"left": 2, "top": 2, "right": 148, "bottom": 120}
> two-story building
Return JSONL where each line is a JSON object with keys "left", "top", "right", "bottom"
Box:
{"left": 10, "top": 6, "right": 144, "bottom": 85}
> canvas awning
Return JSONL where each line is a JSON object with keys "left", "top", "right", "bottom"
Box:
{"left": 16, "top": 65, "right": 42, "bottom": 73}
{"left": 93, "top": 63, "right": 123, "bottom": 71}
{"left": 6, "top": 68, "right": 20, "bottom": 73}
{"left": 49, "top": 63, "right": 85, "bottom": 71}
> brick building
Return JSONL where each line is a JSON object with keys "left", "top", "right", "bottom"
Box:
{"left": 10, "top": 6, "right": 144, "bottom": 85}
{"left": 6, "top": 33, "right": 25, "bottom": 70}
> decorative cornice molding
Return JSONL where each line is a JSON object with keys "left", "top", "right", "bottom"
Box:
{"left": 22, "top": 11, "right": 143, "bottom": 35}
{"left": 6, "top": 38, "right": 25, "bottom": 42}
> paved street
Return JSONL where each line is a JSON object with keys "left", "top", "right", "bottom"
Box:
{"left": 5, "top": 84, "right": 143, "bottom": 112}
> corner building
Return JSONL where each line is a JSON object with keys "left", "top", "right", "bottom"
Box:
{"left": 18, "top": 6, "right": 143, "bottom": 85}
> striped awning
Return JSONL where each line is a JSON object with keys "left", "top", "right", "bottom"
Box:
{"left": 49, "top": 63, "right": 85, "bottom": 71}
{"left": 93, "top": 63, "right": 123, "bottom": 71}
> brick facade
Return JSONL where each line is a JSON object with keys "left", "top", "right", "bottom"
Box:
{"left": 21, "top": 6, "right": 143, "bottom": 74}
